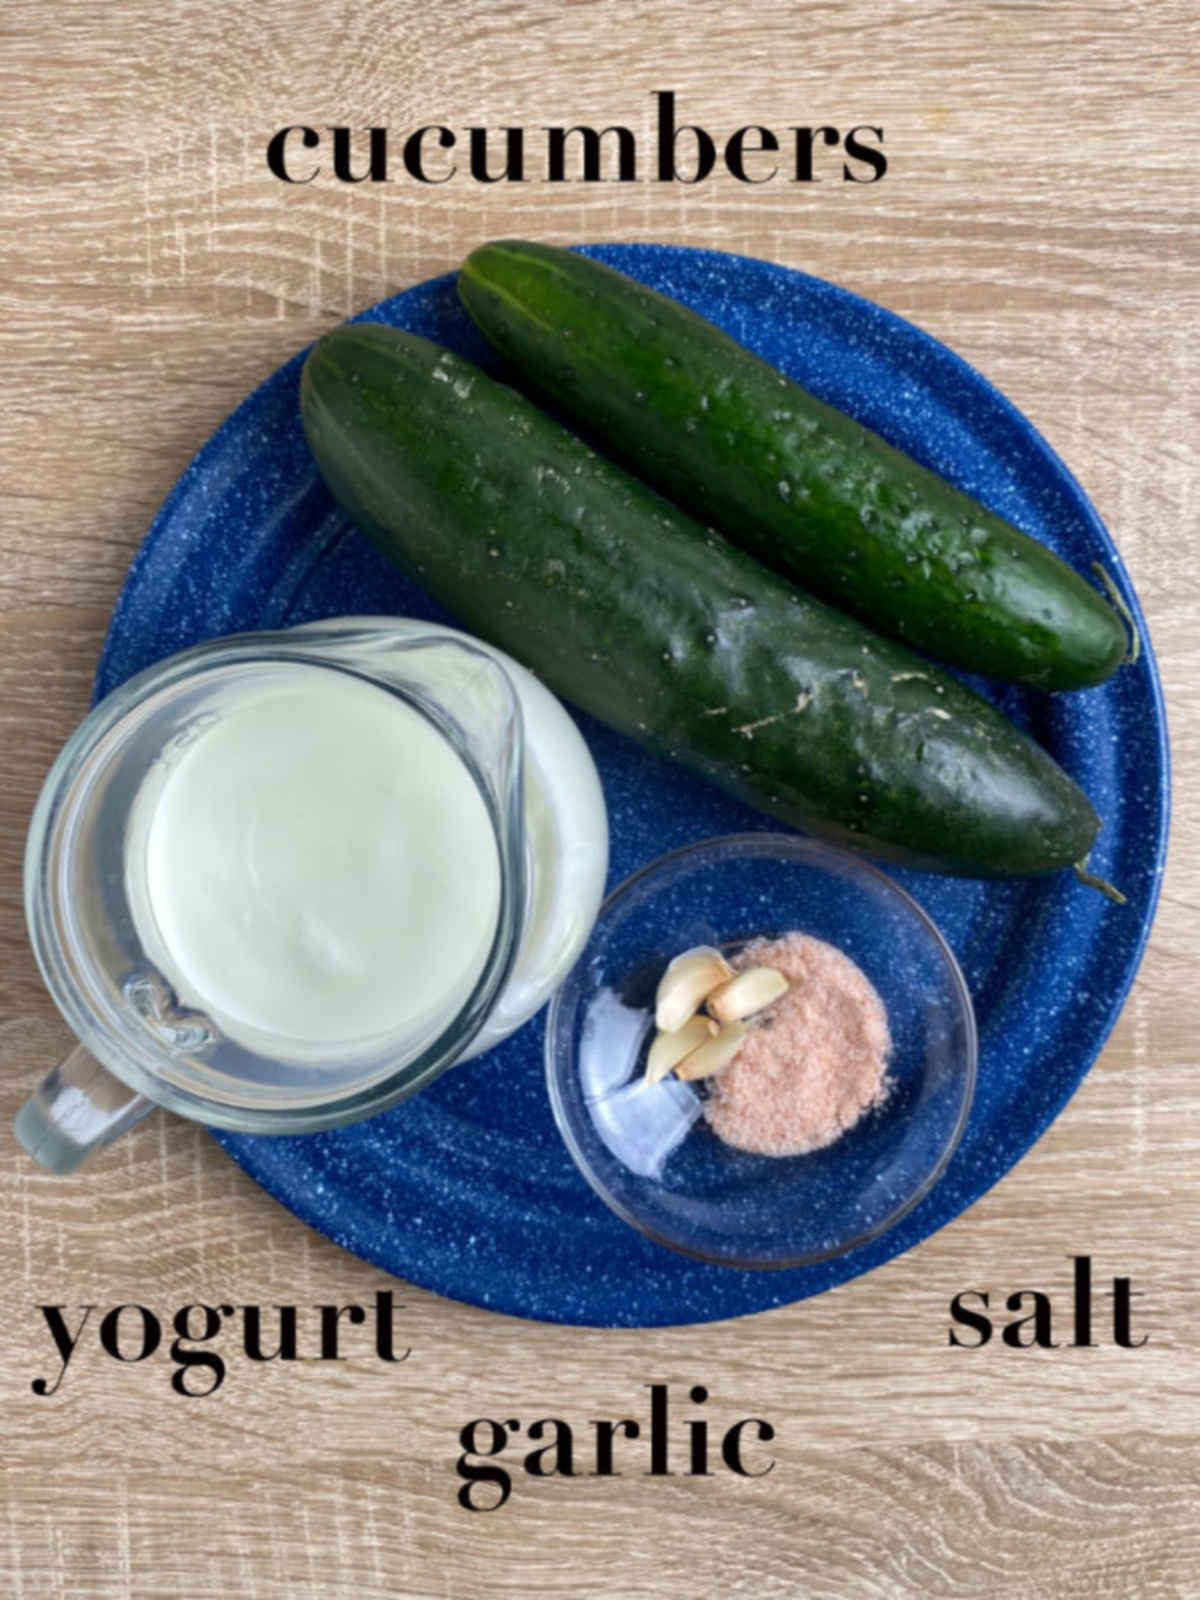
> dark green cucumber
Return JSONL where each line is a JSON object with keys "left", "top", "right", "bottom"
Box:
{"left": 300, "top": 322, "right": 1102, "bottom": 878}
{"left": 458, "top": 240, "right": 1128, "bottom": 691}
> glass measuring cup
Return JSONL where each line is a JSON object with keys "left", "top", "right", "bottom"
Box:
{"left": 17, "top": 625, "right": 528, "bottom": 1171}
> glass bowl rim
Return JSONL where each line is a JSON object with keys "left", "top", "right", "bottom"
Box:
{"left": 544, "top": 830, "right": 980, "bottom": 1270}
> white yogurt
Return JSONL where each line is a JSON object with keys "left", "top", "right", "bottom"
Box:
{"left": 296, "top": 618, "right": 610, "bottom": 1060}
{"left": 126, "top": 664, "right": 501, "bottom": 1057}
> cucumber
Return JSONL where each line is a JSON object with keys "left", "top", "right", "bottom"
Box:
{"left": 458, "top": 241, "right": 1128, "bottom": 691}
{"left": 300, "top": 323, "right": 1103, "bottom": 879}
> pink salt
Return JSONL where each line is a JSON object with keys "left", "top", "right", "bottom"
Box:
{"left": 703, "top": 932, "right": 891, "bottom": 1158}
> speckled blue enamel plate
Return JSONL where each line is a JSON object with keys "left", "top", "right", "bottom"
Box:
{"left": 96, "top": 245, "right": 1169, "bottom": 1327}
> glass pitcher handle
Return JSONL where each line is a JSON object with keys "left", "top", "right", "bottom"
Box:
{"left": 14, "top": 1044, "right": 152, "bottom": 1173}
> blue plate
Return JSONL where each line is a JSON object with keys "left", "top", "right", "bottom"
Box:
{"left": 96, "top": 245, "right": 1169, "bottom": 1327}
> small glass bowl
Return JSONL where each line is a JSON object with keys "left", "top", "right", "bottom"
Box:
{"left": 545, "top": 833, "right": 977, "bottom": 1269}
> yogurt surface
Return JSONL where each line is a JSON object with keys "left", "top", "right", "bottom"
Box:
{"left": 126, "top": 663, "right": 501, "bottom": 1056}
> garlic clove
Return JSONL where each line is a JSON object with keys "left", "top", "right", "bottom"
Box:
{"left": 644, "top": 1015, "right": 719, "bottom": 1085}
{"left": 654, "top": 944, "right": 734, "bottom": 1033}
{"left": 673, "top": 1020, "right": 749, "bottom": 1081}
{"left": 706, "top": 965, "right": 790, "bottom": 1024}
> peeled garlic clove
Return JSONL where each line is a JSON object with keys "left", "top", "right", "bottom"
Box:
{"left": 673, "top": 1021, "right": 749, "bottom": 1082}
{"left": 655, "top": 945, "right": 734, "bottom": 1033}
{"left": 644, "top": 1015, "right": 719, "bottom": 1085}
{"left": 706, "top": 965, "right": 789, "bottom": 1024}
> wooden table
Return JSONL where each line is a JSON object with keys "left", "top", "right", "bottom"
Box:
{"left": 3, "top": 3, "right": 1196, "bottom": 1594}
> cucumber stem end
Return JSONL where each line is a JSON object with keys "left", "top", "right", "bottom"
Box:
{"left": 1091, "top": 562, "right": 1141, "bottom": 666}
{"left": 1073, "top": 859, "right": 1127, "bottom": 905}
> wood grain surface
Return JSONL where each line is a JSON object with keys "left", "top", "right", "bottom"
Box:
{"left": 2, "top": 2, "right": 1197, "bottom": 1595}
